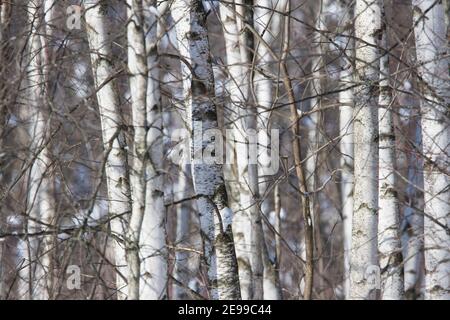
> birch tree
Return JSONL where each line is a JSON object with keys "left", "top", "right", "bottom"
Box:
{"left": 220, "top": 0, "right": 264, "bottom": 300}
{"left": 257, "top": 0, "right": 283, "bottom": 300}
{"left": 0, "top": 0, "right": 447, "bottom": 301}
{"left": 172, "top": 0, "right": 241, "bottom": 300}
{"left": 85, "top": 0, "right": 132, "bottom": 299}
{"left": 338, "top": 26, "right": 354, "bottom": 301}
{"left": 412, "top": 0, "right": 450, "bottom": 300}
{"left": 377, "top": 9, "right": 404, "bottom": 299}
{"left": 140, "top": 0, "right": 168, "bottom": 299}
{"left": 219, "top": 1, "right": 253, "bottom": 299}
{"left": 350, "top": 0, "right": 380, "bottom": 300}
{"left": 254, "top": 0, "right": 274, "bottom": 198}
{"left": 25, "top": 0, "right": 56, "bottom": 299}
{"left": 126, "top": 0, "right": 148, "bottom": 299}
{"left": 126, "top": 0, "right": 168, "bottom": 300}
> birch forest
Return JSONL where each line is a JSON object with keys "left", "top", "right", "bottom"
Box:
{"left": 0, "top": 0, "right": 448, "bottom": 300}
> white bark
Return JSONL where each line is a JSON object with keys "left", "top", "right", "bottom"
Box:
{"left": 172, "top": 0, "right": 241, "bottom": 300}
{"left": 127, "top": 0, "right": 168, "bottom": 300}
{"left": 219, "top": 2, "right": 251, "bottom": 299}
{"left": 307, "top": 0, "right": 332, "bottom": 297}
{"left": 413, "top": 0, "right": 450, "bottom": 300}
{"left": 85, "top": 0, "right": 132, "bottom": 300}
{"left": 25, "top": 0, "right": 55, "bottom": 299}
{"left": 40, "top": 0, "right": 57, "bottom": 299}
{"left": 337, "top": 0, "right": 354, "bottom": 300}
{"left": 235, "top": 0, "right": 252, "bottom": 102}
{"left": 140, "top": 0, "right": 168, "bottom": 299}
{"left": 339, "top": 61, "right": 354, "bottom": 301}
{"left": 261, "top": 239, "right": 282, "bottom": 300}
{"left": 254, "top": 0, "right": 274, "bottom": 190}
{"left": 16, "top": 239, "right": 30, "bottom": 299}
{"left": 252, "top": 1, "right": 281, "bottom": 299}
{"left": 377, "top": 14, "right": 404, "bottom": 299}
{"left": 231, "top": 3, "right": 253, "bottom": 299}
{"left": 220, "top": 1, "right": 263, "bottom": 300}
{"left": 252, "top": 0, "right": 286, "bottom": 300}
{"left": 256, "top": 0, "right": 283, "bottom": 301}
{"left": 126, "top": 0, "right": 148, "bottom": 299}
{"left": 350, "top": 0, "right": 380, "bottom": 300}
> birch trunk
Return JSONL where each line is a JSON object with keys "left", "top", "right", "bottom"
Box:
{"left": 255, "top": 0, "right": 282, "bottom": 300}
{"left": 40, "top": 0, "right": 57, "bottom": 298}
{"left": 26, "top": 0, "right": 55, "bottom": 299}
{"left": 412, "top": 0, "right": 450, "bottom": 300}
{"left": 219, "top": 1, "right": 252, "bottom": 299}
{"left": 377, "top": 13, "right": 404, "bottom": 299}
{"left": 16, "top": 239, "right": 30, "bottom": 299}
{"left": 350, "top": 0, "right": 380, "bottom": 300}
{"left": 252, "top": 0, "right": 285, "bottom": 299}
{"left": 339, "top": 69, "right": 354, "bottom": 300}
{"left": 235, "top": 0, "right": 253, "bottom": 101}
{"left": 140, "top": 0, "right": 167, "bottom": 299}
{"left": 336, "top": 0, "right": 354, "bottom": 300}
{"left": 240, "top": 4, "right": 264, "bottom": 300}
{"left": 127, "top": 0, "right": 148, "bottom": 299}
{"left": 85, "top": 0, "right": 132, "bottom": 300}
{"left": 220, "top": 0, "right": 263, "bottom": 300}
{"left": 233, "top": 0, "right": 263, "bottom": 300}
{"left": 172, "top": 0, "right": 241, "bottom": 300}
{"left": 338, "top": 34, "right": 354, "bottom": 300}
